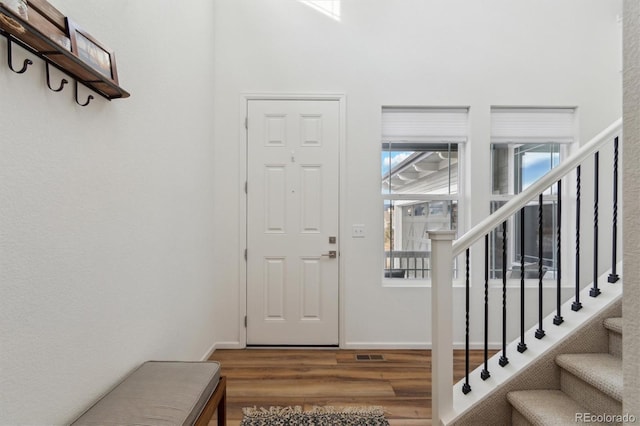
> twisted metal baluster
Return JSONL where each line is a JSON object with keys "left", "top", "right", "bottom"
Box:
{"left": 572, "top": 166, "right": 583, "bottom": 311}
{"left": 554, "top": 180, "right": 564, "bottom": 325}
{"left": 535, "top": 193, "right": 546, "bottom": 339}
{"left": 591, "top": 152, "right": 601, "bottom": 297}
{"left": 608, "top": 137, "right": 620, "bottom": 283}
{"left": 518, "top": 208, "right": 527, "bottom": 353}
{"left": 462, "top": 249, "right": 471, "bottom": 394}
{"left": 499, "top": 221, "right": 509, "bottom": 367}
{"left": 481, "top": 234, "right": 490, "bottom": 380}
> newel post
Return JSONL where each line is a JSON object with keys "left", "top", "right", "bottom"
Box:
{"left": 428, "top": 230, "right": 456, "bottom": 426}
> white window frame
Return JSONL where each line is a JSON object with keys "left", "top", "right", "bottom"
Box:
{"left": 489, "top": 107, "right": 577, "bottom": 285}
{"left": 381, "top": 106, "right": 468, "bottom": 287}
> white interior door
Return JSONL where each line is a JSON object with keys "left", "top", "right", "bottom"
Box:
{"left": 246, "top": 99, "right": 340, "bottom": 345}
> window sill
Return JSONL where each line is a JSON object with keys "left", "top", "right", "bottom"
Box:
{"left": 382, "top": 279, "right": 468, "bottom": 289}
{"left": 381, "top": 278, "right": 574, "bottom": 289}
{"left": 488, "top": 279, "right": 576, "bottom": 289}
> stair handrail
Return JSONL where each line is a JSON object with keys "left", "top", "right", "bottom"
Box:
{"left": 430, "top": 117, "right": 622, "bottom": 426}
{"left": 452, "top": 118, "right": 622, "bottom": 258}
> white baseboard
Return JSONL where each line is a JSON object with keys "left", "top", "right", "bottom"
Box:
{"left": 341, "top": 341, "right": 503, "bottom": 350}
{"left": 213, "top": 341, "right": 245, "bottom": 350}
{"left": 207, "top": 340, "right": 503, "bottom": 351}
{"left": 341, "top": 342, "right": 429, "bottom": 350}
{"left": 201, "top": 342, "right": 217, "bottom": 361}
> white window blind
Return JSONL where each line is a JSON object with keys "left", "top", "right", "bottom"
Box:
{"left": 382, "top": 107, "right": 469, "bottom": 143}
{"left": 491, "top": 107, "right": 576, "bottom": 143}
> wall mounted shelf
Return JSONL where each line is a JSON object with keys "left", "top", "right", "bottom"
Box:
{"left": 0, "top": 1, "right": 130, "bottom": 102}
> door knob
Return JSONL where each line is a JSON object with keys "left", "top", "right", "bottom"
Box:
{"left": 321, "top": 250, "right": 337, "bottom": 259}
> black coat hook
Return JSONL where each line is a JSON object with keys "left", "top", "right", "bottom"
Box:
{"left": 7, "top": 38, "right": 32, "bottom": 74}
{"left": 45, "top": 63, "right": 68, "bottom": 92}
{"left": 74, "top": 80, "right": 94, "bottom": 106}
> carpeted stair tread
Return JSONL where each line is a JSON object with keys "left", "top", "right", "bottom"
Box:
{"left": 507, "top": 390, "right": 608, "bottom": 426}
{"left": 555, "top": 353, "right": 622, "bottom": 401}
{"left": 604, "top": 317, "right": 622, "bottom": 334}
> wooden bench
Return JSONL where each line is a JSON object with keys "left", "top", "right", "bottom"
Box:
{"left": 71, "top": 361, "right": 226, "bottom": 426}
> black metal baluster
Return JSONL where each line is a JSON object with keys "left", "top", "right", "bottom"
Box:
{"left": 572, "top": 166, "right": 583, "bottom": 311}
{"left": 608, "top": 137, "right": 620, "bottom": 283}
{"left": 535, "top": 193, "right": 546, "bottom": 339}
{"left": 481, "top": 234, "right": 491, "bottom": 380}
{"left": 554, "top": 180, "right": 564, "bottom": 325}
{"left": 401, "top": 257, "right": 405, "bottom": 278}
{"left": 518, "top": 208, "right": 527, "bottom": 353}
{"left": 591, "top": 152, "right": 601, "bottom": 297}
{"left": 462, "top": 248, "right": 471, "bottom": 394}
{"left": 499, "top": 221, "right": 509, "bottom": 367}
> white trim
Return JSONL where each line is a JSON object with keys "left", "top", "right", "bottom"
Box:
{"left": 338, "top": 96, "right": 348, "bottom": 349}
{"left": 488, "top": 279, "right": 579, "bottom": 289}
{"left": 383, "top": 136, "right": 468, "bottom": 143}
{"left": 490, "top": 194, "right": 558, "bottom": 202}
{"left": 200, "top": 342, "right": 218, "bottom": 361}
{"left": 381, "top": 278, "right": 573, "bottom": 289}
{"left": 381, "top": 278, "right": 432, "bottom": 288}
{"left": 238, "top": 92, "right": 347, "bottom": 348}
{"left": 341, "top": 342, "right": 504, "bottom": 350}
{"left": 213, "top": 341, "right": 246, "bottom": 350}
{"left": 381, "top": 276, "right": 468, "bottom": 289}
{"left": 342, "top": 342, "right": 430, "bottom": 350}
{"left": 491, "top": 136, "right": 574, "bottom": 144}
{"left": 382, "top": 194, "right": 459, "bottom": 201}
{"left": 237, "top": 94, "right": 248, "bottom": 350}
{"left": 243, "top": 92, "right": 347, "bottom": 101}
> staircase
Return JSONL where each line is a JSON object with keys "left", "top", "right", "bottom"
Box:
{"left": 507, "top": 317, "right": 623, "bottom": 425}
{"left": 426, "top": 119, "right": 626, "bottom": 426}
{"left": 448, "top": 281, "right": 622, "bottom": 425}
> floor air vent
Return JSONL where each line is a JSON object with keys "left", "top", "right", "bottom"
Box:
{"left": 355, "top": 354, "right": 385, "bottom": 361}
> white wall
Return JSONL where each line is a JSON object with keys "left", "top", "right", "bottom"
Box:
{"left": 212, "top": 0, "right": 623, "bottom": 349}
{"left": 623, "top": 0, "right": 640, "bottom": 418}
{"left": 0, "top": 1, "right": 217, "bottom": 424}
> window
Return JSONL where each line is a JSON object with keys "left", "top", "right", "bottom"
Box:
{"left": 381, "top": 107, "right": 468, "bottom": 280}
{"left": 489, "top": 108, "right": 575, "bottom": 280}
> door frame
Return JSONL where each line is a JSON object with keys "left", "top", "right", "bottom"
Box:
{"left": 238, "top": 93, "right": 347, "bottom": 348}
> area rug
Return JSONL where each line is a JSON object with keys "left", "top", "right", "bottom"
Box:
{"left": 240, "top": 405, "right": 390, "bottom": 425}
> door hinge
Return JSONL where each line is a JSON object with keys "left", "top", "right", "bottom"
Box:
{"left": 244, "top": 249, "right": 247, "bottom": 261}
{"left": 245, "top": 117, "right": 248, "bottom": 129}
{"left": 245, "top": 181, "right": 248, "bottom": 194}
{"left": 244, "top": 315, "right": 247, "bottom": 327}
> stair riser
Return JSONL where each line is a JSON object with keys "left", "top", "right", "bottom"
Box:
{"left": 560, "top": 370, "right": 622, "bottom": 421}
{"left": 608, "top": 332, "right": 622, "bottom": 358}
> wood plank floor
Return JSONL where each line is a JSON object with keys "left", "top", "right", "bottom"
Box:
{"left": 208, "top": 349, "right": 494, "bottom": 425}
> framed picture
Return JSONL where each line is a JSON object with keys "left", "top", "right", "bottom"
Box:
{"left": 66, "top": 18, "right": 118, "bottom": 84}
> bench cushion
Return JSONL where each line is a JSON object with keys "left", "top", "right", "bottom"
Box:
{"left": 72, "top": 361, "right": 221, "bottom": 426}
